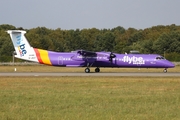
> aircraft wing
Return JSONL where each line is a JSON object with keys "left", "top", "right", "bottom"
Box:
{"left": 76, "top": 50, "right": 97, "bottom": 57}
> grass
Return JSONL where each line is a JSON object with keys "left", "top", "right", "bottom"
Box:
{"left": 0, "top": 65, "right": 180, "bottom": 72}
{"left": 0, "top": 76, "right": 180, "bottom": 120}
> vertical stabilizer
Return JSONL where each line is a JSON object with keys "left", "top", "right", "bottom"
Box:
{"left": 7, "top": 30, "right": 38, "bottom": 62}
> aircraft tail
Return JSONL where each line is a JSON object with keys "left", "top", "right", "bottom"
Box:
{"left": 7, "top": 30, "right": 38, "bottom": 62}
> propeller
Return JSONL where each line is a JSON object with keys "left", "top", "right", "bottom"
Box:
{"left": 109, "top": 52, "right": 116, "bottom": 62}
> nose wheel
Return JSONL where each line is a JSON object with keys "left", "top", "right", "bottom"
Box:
{"left": 163, "top": 69, "right": 167, "bottom": 73}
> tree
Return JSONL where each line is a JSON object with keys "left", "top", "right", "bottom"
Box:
{"left": 0, "top": 37, "right": 14, "bottom": 62}
{"left": 80, "top": 28, "right": 100, "bottom": 51}
{"left": 153, "top": 32, "right": 180, "bottom": 54}
{"left": 97, "top": 31, "right": 115, "bottom": 52}
{"left": 0, "top": 24, "right": 16, "bottom": 30}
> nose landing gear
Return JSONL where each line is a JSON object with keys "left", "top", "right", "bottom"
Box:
{"left": 163, "top": 68, "right": 167, "bottom": 73}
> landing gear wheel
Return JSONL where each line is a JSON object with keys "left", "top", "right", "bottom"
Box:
{"left": 95, "top": 67, "right": 100, "bottom": 73}
{"left": 85, "top": 68, "right": 90, "bottom": 73}
{"left": 163, "top": 69, "right": 167, "bottom": 73}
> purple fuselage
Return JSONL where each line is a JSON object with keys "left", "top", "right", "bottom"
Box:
{"left": 47, "top": 51, "right": 175, "bottom": 68}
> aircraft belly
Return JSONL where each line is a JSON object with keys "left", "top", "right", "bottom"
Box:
{"left": 66, "top": 61, "right": 86, "bottom": 67}
{"left": 93, "top": 61, "right": 117, "bottom": 67}
{"left": 49, "top": 58, "right": 86, "bottom": 67}
{"left": 115, "top": 61, "right": 145, "bottom": 67}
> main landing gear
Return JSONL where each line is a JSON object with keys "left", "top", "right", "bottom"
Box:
{"left": 85, "top": 67, "right": 100, "bottom": 73}
{"left": 95, "top": 67, "right": 100, "bottom": 72}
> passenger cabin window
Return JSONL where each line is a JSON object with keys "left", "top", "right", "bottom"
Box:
{"left": 156, "top": 56, "right": 165, "bottom": 60}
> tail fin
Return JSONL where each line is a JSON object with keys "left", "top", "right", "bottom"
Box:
{"left": 7, "top": 30, "right": 38, "bottom": 62}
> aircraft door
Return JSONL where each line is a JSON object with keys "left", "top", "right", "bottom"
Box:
{"left": 58, "top": 56, "right": 63, "bottom": 65}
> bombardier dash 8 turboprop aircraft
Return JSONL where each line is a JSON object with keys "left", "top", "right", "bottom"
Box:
{"left": 7, "top": 30, "right": 175, "bottom": 73}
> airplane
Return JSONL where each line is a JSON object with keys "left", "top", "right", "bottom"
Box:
{"left": 7, "top": 30, "right": 175, "bottom": 73}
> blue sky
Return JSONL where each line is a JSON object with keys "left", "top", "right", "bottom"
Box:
{"left": 1, "top": 0, "right": 180, "bottom": 30}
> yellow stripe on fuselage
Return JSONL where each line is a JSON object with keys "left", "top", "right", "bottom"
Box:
{"left": 38, "top": 49, "right": 52, "bottom": 65}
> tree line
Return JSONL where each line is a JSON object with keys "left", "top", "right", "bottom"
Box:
{"left": 0, "top": 24, "right": 180, "bottom": 62}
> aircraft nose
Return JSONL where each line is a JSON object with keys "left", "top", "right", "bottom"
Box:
{"left": 165, "top": 61, "right": 175, "bottom": 68}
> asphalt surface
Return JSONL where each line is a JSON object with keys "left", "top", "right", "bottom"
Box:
{"left": 0, "top": 72, "right": 180, "bottom": 77}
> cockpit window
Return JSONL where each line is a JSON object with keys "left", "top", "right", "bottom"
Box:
{"left": 156, "top": 56, "right": 165, "bottom": 60}
{"left": 161, "top": 56, "right": 165, "bottom": 59}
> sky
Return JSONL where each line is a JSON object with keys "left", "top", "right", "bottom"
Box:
{"left": 1, "top": 0, "right": 180, "bottom": 30}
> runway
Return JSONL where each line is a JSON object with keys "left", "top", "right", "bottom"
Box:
{"left": 0, "top": 72, "right": 180, "bottom": 77}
